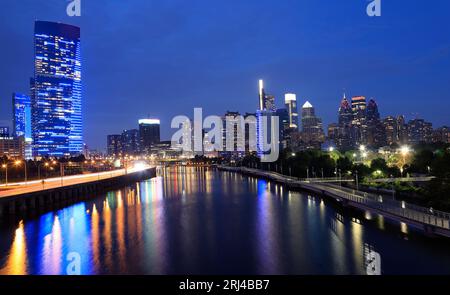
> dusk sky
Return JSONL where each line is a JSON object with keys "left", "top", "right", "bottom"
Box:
{"left": 0, "top": 0, "right": 449, "bottom": 150}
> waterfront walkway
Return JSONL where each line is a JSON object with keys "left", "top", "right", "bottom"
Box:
{"left": 218, "top": 166, "right": 450, "bottom": 238}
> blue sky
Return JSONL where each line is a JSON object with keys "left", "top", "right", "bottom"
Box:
{"left": 0, "top": 0, "right": 449, "bottom": 150}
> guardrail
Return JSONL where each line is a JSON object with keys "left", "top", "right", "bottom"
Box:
{"left": 220, "top": 166, "right": 450, "bottom": 231}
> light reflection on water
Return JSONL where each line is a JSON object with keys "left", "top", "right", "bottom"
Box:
{"left": 1, "top": 166, "right": 450, "bottom": 275}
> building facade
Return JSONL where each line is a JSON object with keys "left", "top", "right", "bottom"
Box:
{"left": 139, "top": 119, "right": 161, "bottom": 154}
{"left": 107, "top": 135, "right": 122, "bottom": 157}
{"left": 301, "top": 101, "right": 325, "bottom": 149}
{"left": 32, "top": 21, "right": 83, "bottom": 157}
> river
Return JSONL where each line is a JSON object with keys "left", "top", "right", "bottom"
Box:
{"left": 1, "top": 166, "right": 450, "bottom": 275}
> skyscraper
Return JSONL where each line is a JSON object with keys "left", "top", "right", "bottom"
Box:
{"left": 276, "top": 108, "right": 290, "bottom": 149}
{"left": 258, "top": 80, "right": 265, "bottom": 111}
{"left": 121, "top": 129, "right": 140, "bottom": 156}
{"left": 12, "top": 93, "right": 32, "bottom": 140}
{"left": 257, "top": 80, "right": 276, "bottom": 112}
{"left": 365, "top": 99, "right": 385, "bottom": 147}
{"left": 139, "top": 119, "right": 161, "bottom": 154}
{"left": 12, "top": 93, "right": 32, "bottom": 159}
{"left": 284, "top": 93, "right": 298, "bottom": 129}
{"left": 351, "top": 96, "right": 367, "bottom": 146}
{"left": 337, "top": 94, "right": 354, "bottom": 150}
{"left": 221, "top": 111, "right": 245, "bottom": 159}
{"left": 301, "top": 101, "right": 325, "bottom": 149}
{"left": 383, "top": 116, "right": 398, "bottom": 146}
{"left": 32, "top": 21, "right": 82, "bottom": 157}
{"left": 407, "top": 119, "right": 433, "bottom": 144}
{"left": 107, "top": 135, "right": 122, "bottom": 157}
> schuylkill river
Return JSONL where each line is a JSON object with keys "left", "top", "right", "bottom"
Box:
{"left": 1, "top": 166, "right": 450, "bottom": 275}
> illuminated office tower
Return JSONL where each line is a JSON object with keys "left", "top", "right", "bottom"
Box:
{"left": 301, "top": 101, "right": 325, "bottom": 149}
{"left": 107, "top": 135, "right": 122, "bottom": 157}
{"left": 31, "top": 21, "right": 82, "bottom": 157}
{"left": 284, "top": 93, "right": 298, "bottom": 129}
{"left": 258, "top": 80, "right": 265, "bottom": 111}
{"left": 258, "top": 80, "right": 276, "bottom": 112}
{"left": 12, "top": 93, "right": 32, "bottom": 159}
{"left": 121, "top": 129, "right": 140, "bottom": 156}
{"left": 139, "top": 119, "right": 161, "bottom": 154}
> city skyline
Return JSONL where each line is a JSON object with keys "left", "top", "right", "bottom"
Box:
{"left": 0, "top": 0, "right": 450, "bottom": 151}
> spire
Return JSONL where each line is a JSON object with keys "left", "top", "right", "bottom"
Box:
{"left": 302, "top": 101, "right": 313, "bottom": 108}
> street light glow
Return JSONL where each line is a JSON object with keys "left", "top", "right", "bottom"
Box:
{"left": 400, "top": 145, "right": 411, "bottom": 156}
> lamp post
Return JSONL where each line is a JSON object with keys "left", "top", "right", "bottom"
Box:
{"left": 400, "top": 145, "right": 411, "bottom": 177}
{"left": 2, "top": 164, "right": 7, "bottom": 187}
{"left": 60, "top": 163, "right": 64, "bottom": 187}
{"left": 15, "top": 160, "right": 27, "bottom": 184}
{"left": 355, "top": 170, "right": 359, "bottom": 191}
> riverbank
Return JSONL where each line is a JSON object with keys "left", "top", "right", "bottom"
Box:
{"left": 217, "top": 165, "right": 450, "bottom": 238}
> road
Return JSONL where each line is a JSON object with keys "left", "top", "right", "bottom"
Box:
{"left": 0, "top": 166, "right": 150, "bottom": 199}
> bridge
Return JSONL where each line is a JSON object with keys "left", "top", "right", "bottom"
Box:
{"left": 218, "top": 166, "right": 450, "bottom": 238}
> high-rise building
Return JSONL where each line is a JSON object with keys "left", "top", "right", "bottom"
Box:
{"left": 276, "top": 108, "right": 290, "bottom": 149}
{"left": 221, "top": 111, "right": 245, "bottom": 159}
{"left": 365, "top": 99, "right": 385, "bottom": 147}
{"left": 351, "top": 96, "right": 367, "bottom": 113}
{"left": 351, "top": 96, "right": 367, "bottom": 146}
{"left": 383, "top": 116, "right": 398, "bottom": 146}
{"left": 121, "top": 129, "right": 140, "bottom": 156}
{"left": 107, "top": 135, "right": 122, "bottom": 157}
{"left": 257, "top": 80, "right": 276, "bottom": 112}
{"left": 244, "top": 112, "right": 257, "bottom": 155}
{"left": 284, "top": 93, "right": 298, "bottom": 129}
{"left": 407, "top": 119, "right": 433, "bottom": 144}
{"left": 301, "top": 101, "right": 325, "bottom": 149}
{"left": 256, "top": 110, "right": 278, "bottom": 158}
{"left": 432, "top": 126, "right": 450, "bottom": 143}
{"left": 12, "top": 93, "right": 32, "bottom": 139}
{"left": 0, "top": 137, "right": 25, "bottom": 158}
{"left": 32, "top": 21, "right": 83, "bottom": 157}
{"left": 336, "top": 94, "right": 354, "bottom": 150}
{"left": 139, "top": 119, "right": 161, "bottom": 154}
{"left": 12, "top": 93, "right": 32, "bottom": 159}
{"left": 258, "top": 80, "right": 265, "bottom": 111}
{"left": 0, "top": 127, "right": 9, "bottom": 139}
{"left": 327, "top": 123, "right": 339, "bottom": 141}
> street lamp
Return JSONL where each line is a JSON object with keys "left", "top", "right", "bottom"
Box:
{"left": 38, "top": 162, "right": 51, "bottom": 180}
{"left": 400, "top": 145, "right": 411, "bottom": 177}
{"left": 15, "top": 160, "right": 28, "bottom": 184}
{"left": 2, "top": 164, "right": 7, "bottom": 187}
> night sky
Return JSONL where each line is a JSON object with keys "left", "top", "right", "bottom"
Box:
{"left": 0, "top": 0, "right": 449, "bottom": 150}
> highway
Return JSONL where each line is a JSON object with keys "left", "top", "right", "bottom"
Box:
{"left": 0, "top": 165, "right": 151, "bottom": 199}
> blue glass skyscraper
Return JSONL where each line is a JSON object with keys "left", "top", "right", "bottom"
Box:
{"left": 13, "top": 92, "right": 32, "bottom": 159}
{"left": 12, "top": 93, "right": 32, "bottom": 140}
{"left": 32, "top": 21, "right": 83, "bottom": 157}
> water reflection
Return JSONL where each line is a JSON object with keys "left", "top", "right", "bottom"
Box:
{"left": 1, "top": 166, "right": 450, "bottom": 275}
